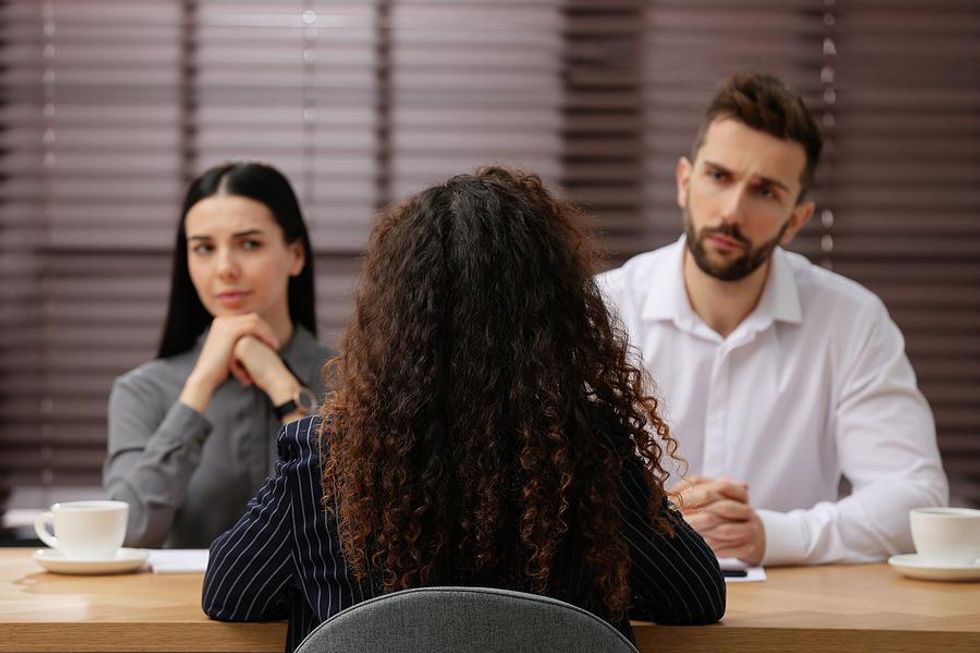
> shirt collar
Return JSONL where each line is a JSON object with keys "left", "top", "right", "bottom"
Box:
{"left": 640, "top": 236, "right": 693, "bottom": 323}
{"left": 640, "top": 235, "right": 802, "bottom": 333}
{"left": 750, "top": 245, "right": 803, "bottom": 327}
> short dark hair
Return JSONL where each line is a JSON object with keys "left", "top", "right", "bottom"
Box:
{"left": 692, "top": 72, "right": 823, "bottom": 201}
{"left": 157, "top": 162, "right": 317, "bottom": 358}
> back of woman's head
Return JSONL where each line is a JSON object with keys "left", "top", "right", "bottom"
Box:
{"left": 157, "top": 161, "right": 316, "bottom": 357}
{"left": 322, "top": 166, "right": 676, "bottom": 619}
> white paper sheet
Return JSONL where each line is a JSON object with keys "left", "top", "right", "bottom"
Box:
{"left": 147, "top": 548, "right": 209, "bottom": 574}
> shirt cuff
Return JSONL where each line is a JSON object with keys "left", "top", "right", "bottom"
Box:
{"left": 161, "top": 401, "right": 213, "bottom": 443}
{"left": 757, "top": 508, "right": 808, "bottom": 566}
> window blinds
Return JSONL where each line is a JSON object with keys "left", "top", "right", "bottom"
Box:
{"left": 1, "top": 0, "right": 977, "bottom": 508}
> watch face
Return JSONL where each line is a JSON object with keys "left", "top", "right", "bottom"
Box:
{"left": 296, "top": 387, "right": 318, "bottom": 413}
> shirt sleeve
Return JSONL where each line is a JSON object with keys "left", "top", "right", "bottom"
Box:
{"left": 103, "top": 372, "right": 213, "bottom": 547}
{"left": 596, "top": 267, "right": 633, "bottom": 331}
{"left": 758, "top": 299, "right": 949, "bottom": 565}
{"left": 202, "top": 421, "right": 302, "bottom": 622}
{"left": 621, "top": 458, "right": 726, "bottom": 625}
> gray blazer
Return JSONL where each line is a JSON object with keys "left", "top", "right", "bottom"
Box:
{"left": 103, "top": 326, "right": 333, "bottom": 548}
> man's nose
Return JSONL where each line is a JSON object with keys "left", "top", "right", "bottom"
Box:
{"left": 719, "top": 186, "right": 749, "bottom": 225}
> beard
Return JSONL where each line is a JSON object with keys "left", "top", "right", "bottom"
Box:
{"left": 683, "top": 205, "right": 790, "bottom": 282}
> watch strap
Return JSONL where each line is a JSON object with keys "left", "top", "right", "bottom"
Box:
{"left": 273, "top": 399, "right": 298, "bottom": 421}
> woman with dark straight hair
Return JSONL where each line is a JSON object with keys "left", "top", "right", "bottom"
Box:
{"left": 104, "top": 161, "right": 333, "bottom": 549}
{"left": 203, "top": 167, "right": 725, "bottom": 650}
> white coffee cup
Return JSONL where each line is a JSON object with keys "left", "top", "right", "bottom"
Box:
{"left": 909, "top": 507, "right": 980, "bottom": 565}
{"left": 33, "top": 500, "right": 129, "bottom": 560}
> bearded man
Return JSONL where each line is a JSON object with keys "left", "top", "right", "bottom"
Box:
{"left": 599, "top": 72, "right": 948, "bottom": 566}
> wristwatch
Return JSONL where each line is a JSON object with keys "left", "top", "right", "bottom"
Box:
{"left": 273, "top": 386, "right": 318, "bottom": 421}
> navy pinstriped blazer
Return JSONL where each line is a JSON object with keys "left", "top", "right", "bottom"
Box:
{"left": 203, "top": 416, "right": 726, "bottom": 651}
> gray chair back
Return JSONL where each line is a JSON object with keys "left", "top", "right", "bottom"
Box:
{"left": 294, "top": 586, "right": 640, "bottom": 653}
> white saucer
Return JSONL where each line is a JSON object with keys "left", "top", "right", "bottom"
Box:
{"left": 33, "top": 548, "right": 148, "bottom": 575}
{"left": 888, "top": 553, "right": 980, "bottom": 582}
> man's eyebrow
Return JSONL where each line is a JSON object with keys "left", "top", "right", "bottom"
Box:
{"left": 703, "top": 160, "right": 792, "bottom": 194}
{"left": 755, "top": 175, "right": 792, "bottom": 194}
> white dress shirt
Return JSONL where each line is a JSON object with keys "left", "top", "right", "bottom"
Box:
{"left": 598, "top": 237, "right": 948, "bottom": 565}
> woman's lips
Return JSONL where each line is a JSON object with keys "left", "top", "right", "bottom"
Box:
{"left": 216, "top": 290, "right": 251, "bottom": 308}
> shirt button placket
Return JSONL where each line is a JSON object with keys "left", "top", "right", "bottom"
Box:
{"left": 702, "top": 345, "right": 729, "bottom": 477}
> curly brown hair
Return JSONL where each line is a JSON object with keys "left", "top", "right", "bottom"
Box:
{"left": 320, "top": 166, "right": 679, "bottom": 621}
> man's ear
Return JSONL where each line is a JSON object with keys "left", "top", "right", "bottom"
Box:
{"left": 781, "top": 201, "right": 815, "bottom": 246}
{"left": 676, "top": 156, "right": 692, "bottom": 209}
{"left": 288, "top": 240, "right": 306, "bottom": 277}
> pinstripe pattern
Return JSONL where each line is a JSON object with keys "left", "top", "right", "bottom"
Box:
{"left": 203, "top": 416, "right": 725, "bottom": 651}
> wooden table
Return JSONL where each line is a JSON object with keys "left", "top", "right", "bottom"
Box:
{"left": 1, "top": 548, "right": 978, "bottom": 652}
{"left": 637, "top": 563, "right": 980, "bottom": 652}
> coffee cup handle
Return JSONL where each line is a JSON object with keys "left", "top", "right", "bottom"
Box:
{"left": 34, "top": 511, "right": 59, "bottom": 550}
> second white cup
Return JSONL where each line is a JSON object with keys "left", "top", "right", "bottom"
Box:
{"left": 910, "top": 507, "right": 980, "bottom": 566}
{"left": 33, "top": 500, "right": 129, "bottom": 560}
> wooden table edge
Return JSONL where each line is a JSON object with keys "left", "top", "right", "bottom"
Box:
{"left": 634, "top": 624, "right": 980, "bottom": 653}
{"left": 0, "top": 621, "right": 287, "bottom": 653}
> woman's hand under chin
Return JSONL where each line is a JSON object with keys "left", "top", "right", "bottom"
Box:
{"left": 232, "top": 335, "right": 301, "bottom": 407}
{"left": 178, "top": 314, "right": 279, "bottom": 413}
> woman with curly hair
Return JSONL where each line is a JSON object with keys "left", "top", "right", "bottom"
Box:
{"left": 203, "top": 167, "right": 726, "bottom": 650}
